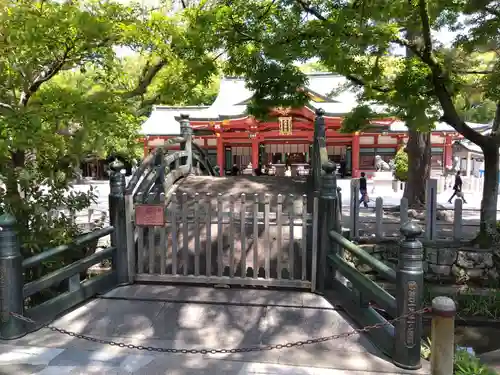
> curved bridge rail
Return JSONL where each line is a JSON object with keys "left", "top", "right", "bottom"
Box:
{"left": 126, "top": 119, "right": 216, "bottom": 204}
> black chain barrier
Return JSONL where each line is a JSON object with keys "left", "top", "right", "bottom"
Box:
{"left": 10, "top": 308, "right": 430, "bottom": 354}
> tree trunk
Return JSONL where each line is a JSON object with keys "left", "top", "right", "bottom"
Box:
{"left": 476, "top": 141, "right": 499, "bottom": 246}
{"left": 403, "top": 130, "right": 431, "bottom": 207}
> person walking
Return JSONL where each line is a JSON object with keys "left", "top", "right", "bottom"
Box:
{"left": 359, "top": 172, "right": 369, "bottom": 208}
{"left": 448, "top": 171, "right": 467, "bottom": 204}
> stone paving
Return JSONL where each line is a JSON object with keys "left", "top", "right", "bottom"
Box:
{"left": 0, "top": 285, "right": 430, "bottom": 374}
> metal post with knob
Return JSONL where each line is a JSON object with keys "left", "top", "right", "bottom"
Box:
{"left": 108, "top": 160, "right": 128, "bottom": 284}
{"left": 393, "top": 221, "right": 424, "bottom": 370}
{"left": 0, "top": 213, "right": 25, "bottom": 339}
{"left": 317, "top": 162, "right": 339, "bottom": 291}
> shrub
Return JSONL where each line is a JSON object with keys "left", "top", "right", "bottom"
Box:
{"left": 454, "top": 349, "right": 497, "bottom": 375}
{"left": 394, "top": 146, "right": 408, "bottom": 182}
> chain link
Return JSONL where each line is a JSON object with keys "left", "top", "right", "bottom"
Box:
{"left": 9, "top": 307, "right": 430, "bottom": 354}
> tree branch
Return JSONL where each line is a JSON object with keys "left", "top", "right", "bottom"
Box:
{"left": 417, "top": 0, "right": 433, "bottom": 59}
{"left": 435, "top": 78, "right": 486, "bottom": 146}
{"left": 122, "top": 59, "right": 167, "bottom": 99}
{"left": 453, "top": 70, "right": 494, "bottom": 75}
{"left": 19, "top": 44, "right": 74, "bottom": 107}
{"left": 294, "top": 0, "right": 327, "bottom": 21}
{"left": 345, "top": 74, "right": 392, "bottom": 93}
{"left": 0, "top": 102, "right": 14, "bottom": 113}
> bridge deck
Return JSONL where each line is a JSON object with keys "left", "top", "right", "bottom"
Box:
{"left": 172, "top": 175, "right": 309, "bottom": 199}
{"left": 0, "top": 286, "right": 429, "bottom": 374}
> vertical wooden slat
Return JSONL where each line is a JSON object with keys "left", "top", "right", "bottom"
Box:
{"left": 301, "top": 194, "right": 307, "bottom": 280}
{"left": 240, "top": 193, "right": 247, "bottom": 277}
{"left": 276, "top": 194, "right": 283, "bottom": 279}
{"left": 217, "top": 193, "right": 224, "bottom": 277}
{"left": 228, "top": 195, "right": 235, "bottom": 277}
{"left": 137, "top": 225, "right": 145, "bottom": 274}
{"left": 136, "top": 192, "right": 144, "bottom": 274}
{"left": 253, "top": 193, "right": 259, "bottom": 278}
{"left": 171, "top": 193, "right": 178, "bottom": 275}
{"left": 311, "top": 195, "right": 319, "bottom": 292}
{"left": 264, "top": 194, "right": 271, "bottom": 278}
{"left": 182, "top": 193, "right": 189, "bottom": 275}
{"left": 375, "top": 197, "right": 383, "bottom": 240}
{"left": 159, "top": 192, "right": 166, "bottom": 275}
{"left": 205, "top": 193, "right": 212, "bottom": 276}
{"left": 148, "top": 192, "right": 156, "bottom": 274}
{"left": 194, "top": 193, "right": 200, "bottom": 276}
{"left": 288, "top": 194, "right": 295, "bottom": 279}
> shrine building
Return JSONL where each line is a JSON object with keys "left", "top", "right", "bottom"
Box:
{"left": 139, "top": 72, "right": 486, "bottom": 177}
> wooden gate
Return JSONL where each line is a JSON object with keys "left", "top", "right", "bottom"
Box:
{"left": 129, "top": 192, "right": 319, "bottom": 291}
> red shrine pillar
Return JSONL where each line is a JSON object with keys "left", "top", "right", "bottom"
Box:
{"left": 352, "top": 131, "right": 360, "bottom": 178}
{"left": 251, "top": 137, "right": 259, "bottom": 167}
{"left": 216, "top": 134, "right": 224, "bottom": 176}
{"left": 444, "top": 134, "right": 453, "bottom": 168}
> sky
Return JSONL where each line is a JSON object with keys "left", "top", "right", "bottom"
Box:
{"left": 115, "top": 28, "right": 459, "bottom": 58}
{"left": 113, "top": 0, "right": 462, "bottom": 58}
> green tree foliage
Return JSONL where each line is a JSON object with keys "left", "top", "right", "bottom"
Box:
{"left": 394, "top": 147, "right": 409, "bottom": 182}
{"left": 185, "top": 0, "right": 500, "bottom": 241}
{"left": 0, "top": 0, "right": 220, "bottom": 286}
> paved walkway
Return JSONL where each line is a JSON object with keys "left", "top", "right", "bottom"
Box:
{"left": 0, "top": 286, "right": 429, "bottom": 374}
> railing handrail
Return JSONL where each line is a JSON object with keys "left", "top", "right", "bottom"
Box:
{"left": 327, "top": 253, "right": 397, "bottom": 316}
{"left": 22, "top": 226, "right": 114, "bottom": 269}
{"left": 328, "top": 229, "right": 397, "bottom": 283}
{"left": 23, "top": 246, "right": 116, "bottom": 298}
{"left": 125, "top": 149, "right": 158, "bottom": 195}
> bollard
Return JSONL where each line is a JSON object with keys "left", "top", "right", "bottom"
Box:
{"left": 317, "top": 162, "right": 339, "bottom": 291}
{"left": 430, "top": 296, "right": 456, "bottom": 375}
{"left": 109, "top": 160, "right": 128, "bottom": 284}
{"left": 180, "top": 114, "right": 193, "bottom": 173}
{"left": 393, "top": 221, "right": 424, "bottom": 370}
{"left": 0, "top": 213, "right": 25, "bottom": 339}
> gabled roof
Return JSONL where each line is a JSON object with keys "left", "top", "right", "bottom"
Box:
{"left": 139, "top": 73, "right": 491, "bottom": 136}
{"left": 140, "top": 73, "right": 359, "bottom": 135}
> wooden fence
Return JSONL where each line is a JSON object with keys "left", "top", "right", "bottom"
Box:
{"left": 350, "top": 179, "right": 482, "bottom": 240}
{"left": 133, "top": 192, "right": 320, "bottom": 291}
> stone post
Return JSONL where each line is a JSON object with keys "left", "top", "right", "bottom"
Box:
{"left": 0, "top": 213, "right": 25, "bottom": 339}
{"left": 393, "top": 222, "right": 424, "bottom": 370}
{"left": 317, "top": 162, "right": 339, "bottom": 291}
{"left": 180, "top": 114, "right": 193, "bottom": 173}
{"left": 109, "top": 160, "right": 128, "bottom": 285}
{"left": 430, "top": 296, "right": 456, "bottom": 375}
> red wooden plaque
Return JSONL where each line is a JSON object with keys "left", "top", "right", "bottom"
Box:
{"left": 135, "top": 204, "right": 165, "bottom": 226}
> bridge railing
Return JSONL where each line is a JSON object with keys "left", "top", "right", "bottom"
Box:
{"left": 0, "top": 215, "right": 120, "bottom": 339}
{"left": 316, "top": 162, "right": 425, "bottom": 370}
{"left": 126, "top": 115, "right": 215, "bottom": 203}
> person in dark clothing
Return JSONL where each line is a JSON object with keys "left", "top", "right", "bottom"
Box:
{"left": 231, "top": 164, "right": 240, "bottom": 176}
{"left": 359, "top": 172, "right": 369, "bottom": 208}
{"left": 448, "top": 171, "right": 467, "bottom": 204}
{"left": 339, "top": 159, "right": 346, "bottom": 178}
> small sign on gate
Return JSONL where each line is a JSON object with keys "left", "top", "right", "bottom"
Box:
{"left": 135, "top": 204, "right": 165, "bottom": 226}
